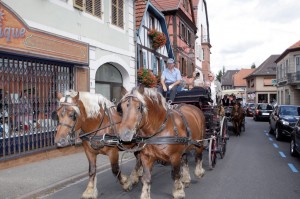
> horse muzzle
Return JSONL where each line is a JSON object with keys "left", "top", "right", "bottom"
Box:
{"left": 120, "top": 129, "right": 135, "bottom": 142}
{"left": 55, "top": 135, "right": 74, "bottom": 148}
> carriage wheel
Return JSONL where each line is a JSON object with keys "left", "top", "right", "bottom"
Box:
{"left": 220, "top": 117, "right": 228, "bottom": 158}
{"left": 208, "top": 135, "right": 217, "bottom": 169}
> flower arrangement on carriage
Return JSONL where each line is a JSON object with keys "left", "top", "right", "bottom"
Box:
{"left": 137, "top": 68, "right": 157, "bottom": 88}
{"left": 148, "top": 29, "right": 167, "bottom": 49}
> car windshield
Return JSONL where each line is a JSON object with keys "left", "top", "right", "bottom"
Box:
{"left": 257, "top": 104, "right": 273, "bottom": 110}
{"left": 249, "top": 104, "right": 255, "bottom": 108}
{"left": 280, "top": 106, "right": 300, "bottom": 116}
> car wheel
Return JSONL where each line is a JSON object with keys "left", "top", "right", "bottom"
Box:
{"left": 253, "top": 116, "right": 256, "bottom": 121}
{"left": 290, "top": 138, "right": 298, "bottom": 157}
{"left": 275, "top": 127, "right": 282, "bottom": 141}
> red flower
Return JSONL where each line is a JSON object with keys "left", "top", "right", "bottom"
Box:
{"left": 137, "top": 68, "right": 157, "bottom": 88}
{"left": 148, "top": 29, "right": 167, "bottom": 49}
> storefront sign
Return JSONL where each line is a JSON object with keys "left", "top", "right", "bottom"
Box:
{"left": 0, "top": 3, "right": 89, "bottom": 65}
{"left": 0, "top": 8, "right": 26, "bottom": 42}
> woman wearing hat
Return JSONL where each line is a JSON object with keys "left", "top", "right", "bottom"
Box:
{"left": 158, "top": 58, "right": 182, "bottom": 101}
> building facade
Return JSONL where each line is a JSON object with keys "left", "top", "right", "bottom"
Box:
{"left": 0, "top": 0, "right": 135, "bottom": 160}
{"left": 135, "top": 0, "right": 174, "bottom": 76}
{"left": 276, "top": 41, "right": 300, "bottom": 105}
{"left": 152, "top": 0, "right": 197, "bottom": 79}
{"left": 245, "top": 55, "right": 278, "bottom": 104}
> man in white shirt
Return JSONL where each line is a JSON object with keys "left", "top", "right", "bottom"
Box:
{"left": 158, "top": 58, "right": 182, "bottom": 101}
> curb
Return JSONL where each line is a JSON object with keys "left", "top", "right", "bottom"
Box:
{"left": 17, "top": 156, "right": 135, "bottom": 199}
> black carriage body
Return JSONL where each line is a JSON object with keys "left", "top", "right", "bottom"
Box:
{"left": 166, "top": 87, "right": 212, "bottom": 109}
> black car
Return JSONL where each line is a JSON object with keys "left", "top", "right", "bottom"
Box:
{"left": 245, "top": 103, "right": 255, "bottom": 117}
{"left": 290, "top": 118, "right": 300, "bottom": 157}
{"left": 253, "top": 103, "right": 273, "bottom": 121}
{"left": 269, "top": 105, "right": 300, "bottom": 140}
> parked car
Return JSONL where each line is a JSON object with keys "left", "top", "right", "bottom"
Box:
{"left": 253, "top": 103, "right": 273, "bottom": 121}
{"left": 245, "top": 103, "right": 255, "bottom": 116}
{"left": 290, "top": 118, "right": 300, "bottom": 157}
{"left": 269, "top": 105, "right": 300, "bottom": 140}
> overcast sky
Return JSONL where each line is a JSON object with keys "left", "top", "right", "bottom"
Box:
{"left": 207, "top": 0, "right": 300, "bottom": 74}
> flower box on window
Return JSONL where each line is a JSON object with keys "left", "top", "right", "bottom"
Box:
{"left": 148, "top": 29, "right": 167, "bottom": 49}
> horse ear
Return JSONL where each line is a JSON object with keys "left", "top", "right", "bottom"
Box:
{"left": 57, "top": 92, "right": 63, "bottom": 100}
{"left": 138, "top": 84, "right": 145, "bottom": 94}
{"left": 74, "top": 92, "right": 79, "bottom": 101}
{"left": 120, "top": 86, "right": 127, "bottom": 97}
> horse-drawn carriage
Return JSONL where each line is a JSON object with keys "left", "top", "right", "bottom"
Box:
{"left": 52, "top": 86, "right": 229, "bottom": 199}
{"left": 166, "top": 86, "right": 229, "bottom": 168}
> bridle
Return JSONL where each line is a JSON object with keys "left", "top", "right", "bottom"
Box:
{"left": 119, "top": 94, "right": 145, "bottom": 133}
{"left": 55, "top": 96, "right": 80, "bottom": 145}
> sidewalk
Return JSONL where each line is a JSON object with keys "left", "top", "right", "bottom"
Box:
{"left": 0, "top": 149, "right": 135, "bottom": 199}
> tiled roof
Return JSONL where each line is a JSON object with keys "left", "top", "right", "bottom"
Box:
{"left": 276, "top": 40, "right": 300, "bottom": 63}
{"left": 135, "top": 0, "right": 148, "bottom": 30}
{"left": 233, "top": 69, "right": 255, "bottom": 87}
{"left": 151, "top": 0, "right": 181, "bottom": 11}
{"left": 245, "top": 55, "right": 280, "bottom": 79}
{"left": 288, "top": 40, "right": 300, "bottom": 49}
{"left": 221, "top": 70, "right": 239, "bottom": 86}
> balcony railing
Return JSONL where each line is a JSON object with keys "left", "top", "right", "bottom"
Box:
{"left": 287, "top": 72, "right": 300, "bottom": 84}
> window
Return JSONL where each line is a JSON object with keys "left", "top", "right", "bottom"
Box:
{"left": 73, "top": 0, "right": 102, "bottom": 19}
{"left": 112, "top": 0, "right": 124, "bottom": 28}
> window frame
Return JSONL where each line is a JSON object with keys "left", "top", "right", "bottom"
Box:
{"left": 111, "top": 0, "right": 124, "bottom": 28}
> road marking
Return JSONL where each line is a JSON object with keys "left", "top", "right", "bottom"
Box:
{"left": 269, "top": 137, "right": 273, "bottom": 141}
{"left": 279, "top": 151, "right": 286, "bottom": 157}
{"left": 273, "top": 143, "right": 279, "bottom": 148}
{"left": 288, "top": 163, "right": 299, "bottom": 173}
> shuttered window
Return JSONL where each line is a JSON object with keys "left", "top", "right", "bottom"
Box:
{"left": 73, "top": 0, "right": 102, "bottom": 19}
{"left": 112, "top": 0, "right": 124, "bottom": 28}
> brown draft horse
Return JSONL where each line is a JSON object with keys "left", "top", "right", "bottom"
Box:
{"left": 117, "top": 86, "right": 206, "bottom": 199}
{"left": 53, "top": 90, "right": 142, "bottom": 199}
{"left": 230, "top": 103, "right": 245, "bottom": 136}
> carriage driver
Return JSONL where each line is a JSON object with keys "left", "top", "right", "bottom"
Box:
{"left": 158, "top": 58, "right": 182, "bottom": 101}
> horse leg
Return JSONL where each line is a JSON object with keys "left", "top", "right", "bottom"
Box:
{"left": 129, "top": 151, "right": 143, "bottom": 186}
{"left": 107, "top": 148, "right": 132, "bottom": 191}
{"left": 181, "top": 153, "right": 191, "bottom": 188}
{"left": 81, "top": 143, "right": 98, "bottom": 199}
{"left": 171, "top": 157, "right": 185, "bottom": 199}
{"left": 140, "top": 155, "right": 154, "bottom": 199}
{"left": 194, "top": 149, "right": 205, "bottom": 178}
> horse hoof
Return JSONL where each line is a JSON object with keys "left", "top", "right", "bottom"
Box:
{"left": 182, "top": 181, "right": 190, "bottom": 188}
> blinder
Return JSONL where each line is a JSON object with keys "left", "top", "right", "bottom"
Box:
{"left": 117, "top": 102, "right": 123, "bottom": 115}
{"left": 51, "top": 111, "right": 58, "bottom": 121}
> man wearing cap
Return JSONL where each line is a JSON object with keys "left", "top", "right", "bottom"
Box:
{"left": 158, "top": 58, "right": 182, "bottom": 101}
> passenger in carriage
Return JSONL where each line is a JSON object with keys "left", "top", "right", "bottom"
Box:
{"left": 158, "top": 58, "right": 182, "bottom": 101}
{"left": 222, "top": 94, "right": 230, "bottom": 106}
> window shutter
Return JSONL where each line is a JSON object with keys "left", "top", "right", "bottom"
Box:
{"left": 94, "top": 0, "right": 102, "bottom": 18}
{"left": 142, "top": 51, "right": 146, "bottom": 67}
{"left": 152, "top": 55, "right": 157, "bottom": 75}
{"left": 74, "top": 0, "right": 84, "bottom": 11}
{"left": 160, "top": 59, "right": 165, "bottom": 73}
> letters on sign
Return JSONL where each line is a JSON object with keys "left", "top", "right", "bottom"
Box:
{"left": 0, "top": 8, "right": 26, "bottom": 42}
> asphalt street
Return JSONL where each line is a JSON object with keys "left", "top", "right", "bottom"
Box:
{"left": 40, "top": 117, "right": 300, "bottom": 199}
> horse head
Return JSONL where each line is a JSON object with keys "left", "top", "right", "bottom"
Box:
{"left": 53, "top": 91, "right": 83, "bottom": 147}
{"left": 117, "top": 85, "right": 166, "bottom": 142}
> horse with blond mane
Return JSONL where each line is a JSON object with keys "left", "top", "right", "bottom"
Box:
{"left": 53, "top": 90, "right": 142, "bottom": 199}
{"left": 116, "top": 85, "right": 206, "bottom": 199}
